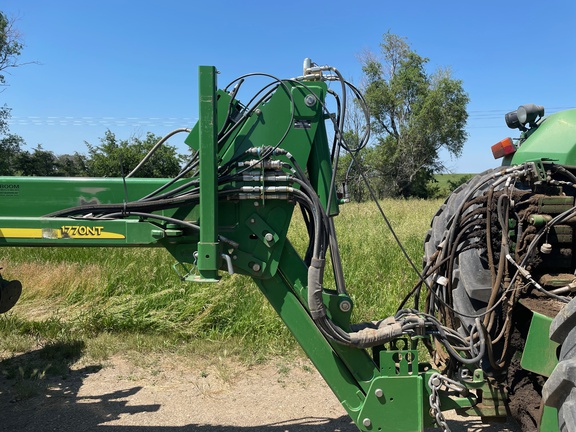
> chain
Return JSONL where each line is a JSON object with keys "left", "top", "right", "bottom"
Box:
{"left": 429, "top": 373, "right": 450, "bottom": 432}
{"left": 428, "top": 373, "right": 468, "bottom": 432}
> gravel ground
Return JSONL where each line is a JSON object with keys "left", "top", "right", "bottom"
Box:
{"left": 0, "top": 353, "right": 521, "bottom": 432}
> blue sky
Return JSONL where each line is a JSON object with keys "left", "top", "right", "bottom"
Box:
{"left": 2, "top": 0, "right": 575, "bottom": 173}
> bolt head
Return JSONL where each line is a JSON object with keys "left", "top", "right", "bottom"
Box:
{"left": 339, "top": 300, "right": 352, "bottom": 312}
{"left": 264, "top": 233, "right": 274, "bottom": 242}
{"left": 374, "top": 388, "right": 383, "bottom": 398}
{"left": 362, "top": 418, "right": 371, "bottom": 427}
{"left": 304, "top": 94, "right": 316, "bottom": 107}
{"left": 252, "top": 263, "right": 261, "bottom": 272}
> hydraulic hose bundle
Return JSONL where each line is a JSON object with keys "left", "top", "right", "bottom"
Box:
{"left": 415, "top": 163, "right": 576, "bottom": 371}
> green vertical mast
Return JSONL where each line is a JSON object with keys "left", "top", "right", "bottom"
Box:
{"left": 196, "top": 65, "right": 220, "bottom": 281}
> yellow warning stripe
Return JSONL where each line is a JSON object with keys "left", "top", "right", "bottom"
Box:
{"left": 0, "top": 228, "right": 45, "bottom": 239}
{"left": 0, "top": 228, "right": 125, "bottom": 240}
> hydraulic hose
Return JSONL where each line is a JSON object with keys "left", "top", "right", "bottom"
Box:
{"left": 126, "top": 128, "right": 191, "bottom": 178}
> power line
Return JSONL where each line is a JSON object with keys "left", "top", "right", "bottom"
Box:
{"left": 468, "top": 106, "right": 574, "bottom": 118}
{"left": 7, "top": 106, "right": 574, "bottom": 129}
{"left": 8, "top": 116, "right": 198, "bottom": 128}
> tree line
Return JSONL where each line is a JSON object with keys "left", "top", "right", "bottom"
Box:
{"left": 0, "top": 131, "right": 184, "bottom": 177}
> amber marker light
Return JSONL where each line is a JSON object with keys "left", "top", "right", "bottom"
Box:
{"left": 491, "top": 137, "right": 516, "bottom": 159}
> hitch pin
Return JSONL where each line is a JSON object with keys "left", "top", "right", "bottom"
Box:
{"left": 193, "top": 251, "right": 234, "bottom": 275}
{"left": 221, "top": 254, "right": 234, "bottom": 275}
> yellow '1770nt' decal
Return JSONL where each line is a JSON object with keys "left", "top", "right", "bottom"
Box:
{"left": 60, "top": 226, "right": 125, "bottom": 239}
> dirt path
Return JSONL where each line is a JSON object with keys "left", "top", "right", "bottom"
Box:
{"left": 0, "top": 353, "right": 520, "bottom": 432}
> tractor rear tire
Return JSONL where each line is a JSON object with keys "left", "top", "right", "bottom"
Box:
{"left": 544, "top": 297, "right": 576, "bottom": 432}
{"left": 424, "top": 169, "right": 498, "bottom": 332}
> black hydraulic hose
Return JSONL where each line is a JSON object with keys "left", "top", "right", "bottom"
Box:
{"left": 105, "top": 211, "right": 200, "bottom": 231}
{"left": 282, "top": 85, "right": 348, "bottom": 294}
{"left": 327, "top": 89, "right": 341, "bottom": 161}
{"left": 44, "top": 192, "right": 202, "bottom": 218}
{"left": 126, "top": 128, "right": 191, "bottom": 178}
{"left": 219, "top": 74, "right": 297, "bottom": 173}
{"left": 443, "top": 214, "right": 491, "bottom": 301}
{"left": 101, "top": 210, "right": 238, "bottom": 250}
{"left": 342, "top": 80, "right": 371, "bottom": 152}
{"left": 290, "top": 176, "right": 327, "bottom": 260}
{"left": 140, "top": 178, "right": 200, "bottom": 202}
{"left": 217, "top": 78, "right": 245, "bottom": 139}
{"left": 140, "top": 158, "right": 200, "bottom": 201}
{"left": 218, "top": 84, "right": 278, "bottom": 149}
{"left": 293, "top": 188, "right": 323, "bottom": 260}
{"left": 405, "top": 251, "right": 516, "bottom": 321}
{"left": 300, "top": 204, "right": 315, "bottom": 265}
{"left": 324, "top": 68, "right": 347, "bottom": 219}
{"left": 327, "top": 218, "right": 347, "bottom": 295}
{"left": 431, "top": 317, "right": 485, "bottom": 365}
{"left": 551, "top": 164, "right": 576, "bottom": 183}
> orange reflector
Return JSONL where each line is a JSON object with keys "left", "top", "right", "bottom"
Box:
{"left": 491, "top": 137, "right": 516, "bottom": 159}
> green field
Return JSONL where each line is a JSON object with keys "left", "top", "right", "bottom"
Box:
{"left": 0, "top": 199, "right": 443, "bottom": 364}
{"left": 430, "top": 173, "right": 475, "bottom": 197}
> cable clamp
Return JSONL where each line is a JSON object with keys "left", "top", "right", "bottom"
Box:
{"left": 435, "top": 275, "right": 449, "bottom": 287}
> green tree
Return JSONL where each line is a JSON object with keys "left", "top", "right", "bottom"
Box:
{"left": 55, "top": 152, "right": 88, "bottom": 176}
{"left": 0, "top": 11, "right": 24, "bottom": 135}
{"left": 361, "top": 32, "right": 469, "bottom": 198}
{"left": 86, "top": 130, "right": 182, "bottom": 178}
{"left": 0, "top": 133, "right": 23, "bottom": 175}
{"left": 15, "top": 145, "right": 58, "bottom": 176}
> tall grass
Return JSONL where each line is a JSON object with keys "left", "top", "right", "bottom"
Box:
{"left": 0, "top": 199, "right": 442, "bottom": 360}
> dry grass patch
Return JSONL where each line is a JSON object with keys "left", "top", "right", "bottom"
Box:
{"left": 3, "top": 260, "right": 104, "bottom": 300}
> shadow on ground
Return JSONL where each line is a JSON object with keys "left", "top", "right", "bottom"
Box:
{"left": 0, "top": 342, "right": 519, "bottom": 432}
{"left": 0, "top": 341, "right": 356, "bottom": 432}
